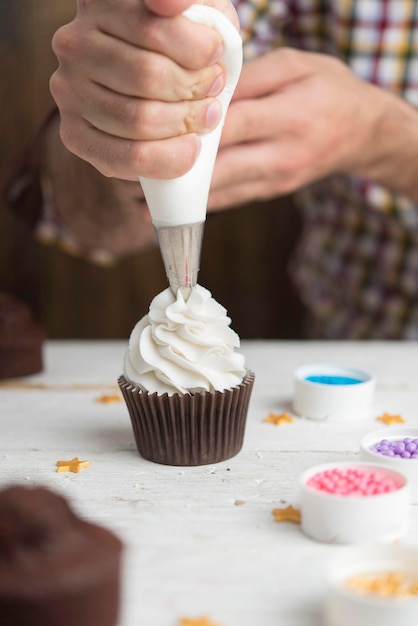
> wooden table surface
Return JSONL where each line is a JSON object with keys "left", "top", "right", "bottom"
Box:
{"left": 1, "top": 340, "right": 418, "bottom": 626}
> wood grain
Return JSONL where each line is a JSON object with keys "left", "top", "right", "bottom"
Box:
{"left": 1, "top": 340, "right": 418, "bottom": 626}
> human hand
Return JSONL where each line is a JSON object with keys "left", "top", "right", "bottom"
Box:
{"left": 50, "top": 0, "right": 238, "bottom": 180}
{"left": 43, "top": 113, "right": 157, "bottom": 257}
{"left": 208, "top": 47, "right": 391, "bottom": 210}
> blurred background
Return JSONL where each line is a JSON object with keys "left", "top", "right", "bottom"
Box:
{"left": 0, "top": 0, "right": 304, "bottom": 340}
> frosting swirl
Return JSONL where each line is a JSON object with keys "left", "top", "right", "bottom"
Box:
{"left": 124, "top": 285, "right": 246, "bottom": 395}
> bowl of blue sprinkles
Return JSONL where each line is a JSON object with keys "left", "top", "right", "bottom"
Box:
{"left": 293, "top": 364, "right": 375, "bottom": 422}
{"left": 360, "top": 427, "right": 418, "bottom": 502}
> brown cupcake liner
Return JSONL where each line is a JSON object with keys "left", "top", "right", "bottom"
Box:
{"left": 118, "top": 371, "right": 255, "bottom": 466}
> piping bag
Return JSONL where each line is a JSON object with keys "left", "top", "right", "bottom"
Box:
{"left": 139, "top": 5, "right": 243, "bottom": 300}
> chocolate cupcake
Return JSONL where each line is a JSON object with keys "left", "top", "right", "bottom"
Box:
{"left": 0, "top": 485, "right": 123, "bottom": 626}
{"left": 0, "top": 293, "right": 45, "bottom": 379}
{"left": 119, "top": 285, "right": 255, "bottom": 466}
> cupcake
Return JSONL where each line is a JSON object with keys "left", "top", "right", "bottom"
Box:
{"left": 118, "top": 284, "right": 254, "bottom": 466}
{"left": 0, "top": 484, "right": 122, "bottom": 626}
{"left": 0, "top": 292, "right": 45, "bottom": 379}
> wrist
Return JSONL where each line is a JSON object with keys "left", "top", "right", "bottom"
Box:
{"left": 41, "top": 116, "right": 157, "bottom": 261}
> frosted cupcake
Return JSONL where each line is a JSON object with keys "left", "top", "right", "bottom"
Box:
{"left": 118, "top": 285, "right": 254, "bottom": 466}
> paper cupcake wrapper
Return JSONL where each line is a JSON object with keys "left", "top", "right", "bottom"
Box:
{"left": 118, "top": 371, "right": 255, "bottom": 466}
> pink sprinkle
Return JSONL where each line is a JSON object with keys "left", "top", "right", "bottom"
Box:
{"left": 306, "top": 467, "right": 401, "bottom": 496}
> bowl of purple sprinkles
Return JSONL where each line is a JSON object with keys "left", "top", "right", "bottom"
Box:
{"left": 360, "top": 427, "right": 418, "bottom": 502}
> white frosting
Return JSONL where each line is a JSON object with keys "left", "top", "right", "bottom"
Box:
{"left": 124, "top": 285, "right": 246, "bottom": 395}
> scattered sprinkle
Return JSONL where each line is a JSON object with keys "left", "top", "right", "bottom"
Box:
{"left": 346, "top": 572, "right": 418, "bottom": 598}
{"left": 179, "top": 618, "right": 224, "bottom": 626}
{"left": 56, "top": 457, "right": 91, "bottom": 473}
{"left": 95, "top": 393, "right": 121, "bottom": 404}
{"left": 376, "top": 412, "right": 405, "bottom": 425}
{"left": 272, "top": 505, "right": 301, "bottom": 524}
{"left": 263, "top": 412, "right": 294, "bottom": 426}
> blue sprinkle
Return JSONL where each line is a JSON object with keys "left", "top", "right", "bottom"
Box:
{"left": 305, "top": 375, "right": 363, "bottom": 386}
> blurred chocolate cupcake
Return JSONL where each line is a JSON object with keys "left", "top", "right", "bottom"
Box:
{"left": 118, "top": 285, "right": 254, "bottom": 466}
{"left": 0, "top": 485, "right": 123, "bottom": 626}
{"left": 0, "top": 293, "right": 45, "bottom": 379}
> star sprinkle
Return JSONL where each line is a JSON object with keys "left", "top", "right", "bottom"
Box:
{"left": 376, "top": 412, "right": 405, "bottom": 425}
{"left": 272, "top": 505, "right": 301, "bottom": 524}
{"left": 56, "top": 457, "right": 91, "bottom": 473}
{"left": 263, "top": 412, "right": 294, "bottom": 426}
{"left": 95, "top": 393, "right": 121, "bottom": 404}
{"left": 179, "top": 618, "right": 223, "bottom": 626}
{"left": 346, "top": 572, "right": 418, "bottom": 598}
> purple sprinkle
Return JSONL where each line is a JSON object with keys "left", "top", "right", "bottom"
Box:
{"left": 370, "top": 437, "right": 418, "bottom": 460}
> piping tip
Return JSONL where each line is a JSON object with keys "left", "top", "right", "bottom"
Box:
{"left": 154, "top": 221, "right": 204, "bottom": 300}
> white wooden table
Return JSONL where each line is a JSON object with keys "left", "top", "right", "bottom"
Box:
{"left": 1, "top": 341, "right": 418, "bottom": 626}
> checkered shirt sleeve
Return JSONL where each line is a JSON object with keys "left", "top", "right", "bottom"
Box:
{"left": 232, "top": 0, "right": 418, "bottom": 338}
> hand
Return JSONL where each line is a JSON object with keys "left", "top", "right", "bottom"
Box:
{"left": 208, "top": 47, "right": 418, "bottom": 210}
{"left": 50, "top": 0, "right": 238, "bottom": 180}
{"left": 44, "top": 113, "right": 157, "bottom": 257}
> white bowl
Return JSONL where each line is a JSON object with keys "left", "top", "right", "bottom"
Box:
{"left": 293, "top": 364, "right": 375, "bottom": 421}
{"left": 324, "top": 545, "right": 418, "bottom": 626}
{"left": 360, "top": 427, "right": 418, "bottom": 503}
{"left": 299, "top": 462, "right": 410, "bottom": 544}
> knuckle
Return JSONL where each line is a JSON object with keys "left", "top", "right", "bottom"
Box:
{"left": 49, "top": 71, "right": 68, "bottom": 104}
{"left": 51, "top": 23, "right": 80, "bottom": 61}
{"left": 182, "top": 106, "right": 199, "bottom": 134}
{"left": 127, "top": 98, "right": 172, "bottom": 139}
{"left": 187, "top": 31, "right": 222, "bottom": 70}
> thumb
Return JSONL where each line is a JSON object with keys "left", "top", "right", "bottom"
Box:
{"left": 233, "top": 48, "right": 311, "bottom": 100}
{"left": 145, "top": 0, "right": 195, "bottom": 17}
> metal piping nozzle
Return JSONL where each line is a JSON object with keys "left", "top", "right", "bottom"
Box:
{"left": 154, "top": 221, "right": 204, "bottom": 300}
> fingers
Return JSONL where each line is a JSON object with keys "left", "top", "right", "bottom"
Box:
{"left": 51, "top": 0, "right": 236, "bottom": 179}
{"left": 76, "top": 84, "right": 223, "bottom": 141}
{"left": 74, "top": 4, "right": 224, "bottom": 70}
{"left": 59, "top": 115, "right": 202, "bottom": 180}
{"left": 232, "top": 48, "right": 312, "bottom": 102}
{"left": 220, "top": 95, "right": 284, "bottom": 147}
{"left": 145, "top": 0, "right": 240, "bottom": 28}
{"left": 210, "top": 140, "right": 309, "bottom": 202}
{"left": 53, "top": 26, "right": 225, "bottom": 101}
{"left": 145, "top": 0, "right": 194, "bottom": 17}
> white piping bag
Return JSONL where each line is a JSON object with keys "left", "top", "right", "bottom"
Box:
{"left": 139, "top": 4, "right": 243, "bottom": 298}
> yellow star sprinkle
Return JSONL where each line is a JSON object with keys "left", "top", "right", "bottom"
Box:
{"left": 346, "top": 572, "right": 418, "bottom": 598}
{"left": 56, "top": 457, "right": 91, "bottom": 473}
{"left": 179, "top": 618, "right": 223, "bottom": 626}
{"left": 376, "top": 412, "right": 405, "bottom": 425}
{"left": 263, "top": 412, "right": 294, "bottom": 425}
{"left": 95, "top": 394, "right": 121, "bottom": 404}
{"left": 272, "top": 505, "right": 301, "bottom": 524}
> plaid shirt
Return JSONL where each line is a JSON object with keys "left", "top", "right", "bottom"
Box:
{"left": 232, "top": 0, "right": 418, "bottom": 339}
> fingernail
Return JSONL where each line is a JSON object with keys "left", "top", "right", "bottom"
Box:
{"left": 210, "top": 42, "right": 224, "bottom": 64}
{"left": 206, "top": 101, "right": 222, "bottom": 129}
{"left": 207, "top": 73, "right": 224, "bottom": 96}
